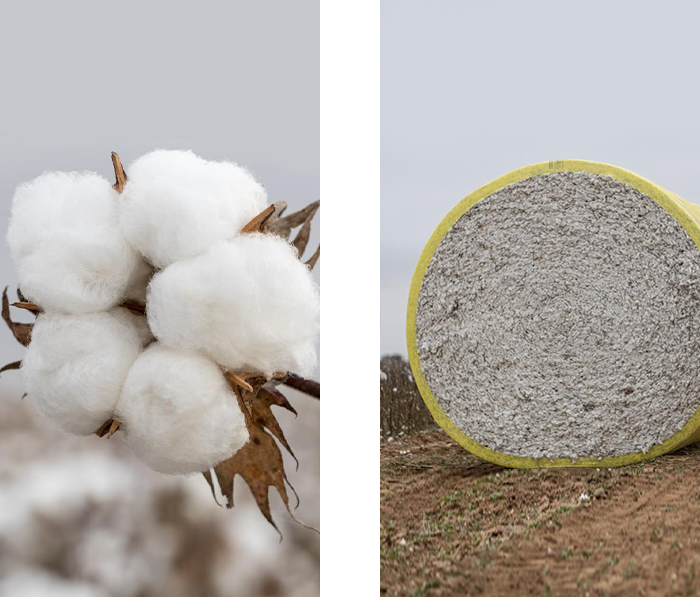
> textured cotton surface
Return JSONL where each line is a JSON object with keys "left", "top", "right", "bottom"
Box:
{"left": 7, "top": 172, "right": 142, "bottom": 314}
{"left": 22, "top": 308, "right": 147, "bottom": 435}
{"left": 147, "top": 234, "right": 320, "bottom": 377}
{"left": 119, "top": 150, "right": 268, "bottom": 268}
{"left": 116, "top": 344, "right": 249, "bottom": 475}
{"left": 416, "top": 172, "right": 700, "bottom": 459}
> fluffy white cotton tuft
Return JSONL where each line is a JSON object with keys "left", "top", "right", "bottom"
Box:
{"left": 7, "top": 171, "right": 142, "bottom": 314}
{"left": 147, "top": 234, "right": 320, "bottom": 377}
{"left": 119, "top": 150, "right": 268, "bottom": 268}
{"left": 22, "top": 308, "right": 147, "bottom": 435}
{"left": 115, "top": 344, "right": 249, "bottom": 475}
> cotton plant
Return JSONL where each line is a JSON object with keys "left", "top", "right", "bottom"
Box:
{"left": 2, "top": 150, "right": 320, "bottom": 535}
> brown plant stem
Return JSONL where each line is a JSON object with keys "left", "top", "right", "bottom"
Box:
{"left": 282, "top": 374, "right": 320, "bottom": 399}
{"left": 111, "top": 152, "right": 127, "bottom": 193}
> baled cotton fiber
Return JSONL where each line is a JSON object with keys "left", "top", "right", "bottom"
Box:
{"left": 7, "top": 171, "right": 142, "bottom": 314}
{"left": 414, "top": 170, "right": 700, "bottom": 460}
{"left": 115, "top": 343, "right": 249, "bottom": 475}
{"left": 147, "top": 234, "right": 320, "bottom": 377}
{"left": 119, "top": 150, "right": 268, "bottom": 268}
{"left": 22, "top": 308, "right": 147, "bottom": 435}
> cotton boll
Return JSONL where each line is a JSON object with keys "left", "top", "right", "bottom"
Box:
{"left": 119, "top": 150, "right": 268, "bottom": 268}
{"left": 115, "top": 344, "right": 249, "bottom": 475}
{"left": 147, "top": 234, "right": 320, "bottom": 377}
{"left": 7, "top": 171, "right": 141, "bottom": 314}
{"left": 22, "top": 308, "right": 147, "bottom": 435}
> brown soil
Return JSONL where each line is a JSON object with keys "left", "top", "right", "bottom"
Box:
{"left": 381, "top": 431, "right": 700, "bottom": 597}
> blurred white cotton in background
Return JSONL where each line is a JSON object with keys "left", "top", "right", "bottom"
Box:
{"left": 0, "top": 569, "right": 109, "bottom": 597}
{"left": 6, "top": 172, "right": 142, "bottom": 314}
{"left": 147, "top": 234, "right": 320, "bottom": 377}
{"left": 22, "top": 308, "right": 147, "bottom": 435}
{"left": 116, "top": 344, "right": 249, "bottom": 475}
{"left": 119, "top": 150, "right": 268, "bottom": 268}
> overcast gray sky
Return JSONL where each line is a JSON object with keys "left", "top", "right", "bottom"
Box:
{"left": 0, "top": 0, "right": 319, "bottom": 381}
{"left": 381, "top": 0, "right": 700, "bottom": 355}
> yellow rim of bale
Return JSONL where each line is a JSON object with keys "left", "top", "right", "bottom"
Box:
{"left": 406, "top": 159, "right": 700, "bottom": 468}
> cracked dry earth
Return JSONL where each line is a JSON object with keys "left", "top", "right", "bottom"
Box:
{"left": 381, "top": 431, "right": 700, "bottom": 596}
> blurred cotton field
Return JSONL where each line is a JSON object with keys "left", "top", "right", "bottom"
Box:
{"left": 0, "top": 372, "right": 319, "bottom": 597}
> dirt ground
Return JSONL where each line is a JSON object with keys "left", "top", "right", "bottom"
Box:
{"left": 381, "top": 431, "right": 700, "bottom": 597}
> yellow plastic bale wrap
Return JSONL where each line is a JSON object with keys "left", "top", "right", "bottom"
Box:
{"left": 407, "top": 160, "right": 700, "bottom": 468}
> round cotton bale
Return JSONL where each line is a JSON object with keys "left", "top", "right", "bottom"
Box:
{"left": 407, "top": 160, "right": 700, "bottom": 468}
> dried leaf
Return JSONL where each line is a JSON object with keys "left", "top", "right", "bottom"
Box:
{"left": 205, "top": 386, "right": 315, "bottom": 538}
{"left": 111, "top": 151, "right": 127, "bottom": 193}
{"left": 255, "top": 388, "right": 298, "bottom": 469}
{"left": 202, "top": 470, "right": 222, "bottom": 506}
{"left": 241, "top": 205, "right": 276, "bottom": 234}
{"left": 272, "top": 201, "right": 288, "bottom": 218}
{"left": 305, "top": 244, "right": 320, "bottom": 270}
{"left": 267, "top": 200, "right": 320, "bottom": 242}
{"left": 290, "top": 204, "right": 319, "bottom": 258}
{"left": 2, "top": 287, "right": 33, "bottom": 347}
{"left": 0, "top": 360, "right": 21, "bottom": 377}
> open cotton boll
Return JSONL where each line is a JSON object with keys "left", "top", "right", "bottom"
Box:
{"left": 147, "top": 234, "right": 320, "bottom": 377}
{"left": 7, "top": 171, "right": 141, "bottom": 314}
{"left": 119, "top": 150, "right": 268, "bottom": 268}
{"left": 21, "top": 308, "right": 147, "bottom": 435}
{"left": 115, "top": 344, "right": 249, "bottom": 475}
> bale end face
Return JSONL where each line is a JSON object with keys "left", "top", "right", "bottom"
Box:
{"left": 408, "top": 161, "right": 700, "bottom": 468}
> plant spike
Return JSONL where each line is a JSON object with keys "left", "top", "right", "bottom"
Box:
{"left": 111, "top": 152, "right": 127, "bottom": 193}
{"left": 224, "top": 371, "right": 254, "bottom": 393}
{"left": 107, "top": 419, "right": 121, "bottom": 437}
{"left": 95, "top": 418, "right": 121, "bottom": 438}
{"left": 0, "top": 360, "right": 21, "bottom": 377}
{"left": 12, "top": 301, "right": 42, "bottom": 314}
{"left": 241, "top": 205, "right": 276, "bottom": 234}
{"left": 95, "top": 419, "right": 112, "bottom": 437}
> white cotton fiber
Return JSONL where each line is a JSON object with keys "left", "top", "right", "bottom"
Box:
{"left": 147, "top": 234, "right": 320, "bottom": 377}
{"left": 7, "top": 171, "right": 142, "bottom": 314}
{"left": 21, "top": 308, "right": 147, "bottom": 435}
{"left": 115, "top": 343, "right": 249, "bottom": 475}
{"left": 119, "top": 150, "right": 268, "bottom": 268}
